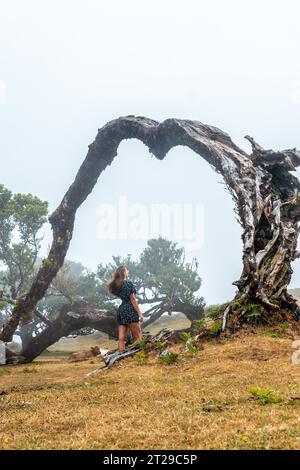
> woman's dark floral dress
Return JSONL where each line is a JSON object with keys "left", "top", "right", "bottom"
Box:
{"left": 115, "top": 280, "right": 139, "bottom": 325}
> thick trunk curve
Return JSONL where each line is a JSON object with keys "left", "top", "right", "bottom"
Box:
{"left": 1, "top": 116, "right": 300, "bottom": 344}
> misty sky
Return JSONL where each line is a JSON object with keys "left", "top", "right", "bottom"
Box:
{"left": 1, "top": 0, "right": 300, "bottom": 305}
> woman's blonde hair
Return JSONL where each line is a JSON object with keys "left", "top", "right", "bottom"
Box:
{"left": 106, "top": 265, "right": 127, "bottom": 294}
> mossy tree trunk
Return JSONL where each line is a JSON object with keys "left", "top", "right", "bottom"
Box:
{"left": 1, "top": 116, "right": 300, "bottom": 347}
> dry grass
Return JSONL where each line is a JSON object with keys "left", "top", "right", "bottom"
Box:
{"left": 1, "top": 328, "right": 300, "bottom": 450}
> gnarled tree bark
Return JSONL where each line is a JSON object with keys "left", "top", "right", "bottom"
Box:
{"left": 1, "top": 116, "right": 300, "bottom": 346}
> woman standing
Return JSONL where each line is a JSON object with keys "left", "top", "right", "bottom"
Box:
{"left": 106, "top": 266, "right": 144, "bottom": 352}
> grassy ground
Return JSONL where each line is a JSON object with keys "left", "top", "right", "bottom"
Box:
{"left": 1, "top": 326, "right": 300, "bottom": 450}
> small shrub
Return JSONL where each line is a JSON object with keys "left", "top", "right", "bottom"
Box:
{"left": 134, "top": 350, "right": 146, "bottom": 365}
{"left": 192, "top": 319, "right": 205, "bottom": 331}
{"left": 190, "top": 345, "right": 200, "bottom": 354}
{"left": 153, "top": 339, "right": 165, "bottom": 349}
{"left": 179, "top": 331, "right": 192, "bottom": 343}
{"left": 134, "top": 335, "right": 148, "bottom": 350}
{"left": 180, "top": 331, "right": 201, "bottom": 354}
{"left": 159, "top": 351, "right": 178, "bottom": 365}
{"left": 237, "top": 302, "right": 267, "bottom": 324}
{"left": 205, "top": 303, "right": 229, "bottom": 320}
{"left": 210, "top": 320, "right": 222, "bottom": 337}
{"left": 249, "top": 386, "right": 282, "bottom": 405}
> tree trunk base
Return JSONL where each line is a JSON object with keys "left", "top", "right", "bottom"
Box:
{"left": 221, "top": 293, "right": 300, "bottom": 333}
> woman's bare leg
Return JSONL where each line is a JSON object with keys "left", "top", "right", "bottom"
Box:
{"left": 128, "top": 322, "right": 142, "bottom": 343}
{"left": 118, "top": 325, "right": 129, "bottom": 352}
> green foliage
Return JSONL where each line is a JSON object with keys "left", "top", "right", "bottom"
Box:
{"left": 38, "top": 260, "right": 112, "bottom": 335}
{"left": 204, "top": 298, "right": 270, "bottom": 327}
{"left": 139, "top": 237, "right": 204, "bottom": 307}
{"left": 76, "top": 269, "right": 113, "bottom": 310}
{"left": 190, "top": 345, "right": 201, "bottom": 354}
{"left": 205, "top": 303, "right": 229, "bottom": 320}
{"left": 264, "top": 330, "right": 281, "bottom": 338}
{"left": 134, "top": 350, "right": 147, "bottom": 365}
{"left": 249, "top": 387, "right": 282, "bottom": 405}
{"left": 0, "top": 184, "right": 48, "bottom": 331}
{"left": 192, "top": 319, "right": 205, "bottom": 331}
{"left": 179, "top": 331, "right": 192, "bottom": 343}
{"left": 241, "top": 303, "right": 266, "bottom": 321}
{"left": 95, "top": 236, "right": 205, "bottom": 325}
{"left": 0, "top": 185, "right": 48, "bottom": 290}
{"left": 210, "top": 320, "right": 222, "bottom": 337}
{"left": 135, "top": 335, "right": 149, "bottom": 350}
{"left": 179, "top": 331, "right": 201, "bottom": 354}
{"left": 217, "top": 299, "right": 270, "bottom": 326}
{"left": 159, "top": 351, "right": 178, "bottom": 364}
{"left": 153, "top": 339, "right": 166, "bottom": 349}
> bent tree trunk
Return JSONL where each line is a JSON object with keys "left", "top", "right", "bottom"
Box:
{"left": 1, "top": 116, "right": 300, "bottom": 344}
{"left": 5, "top": 301, "right": 197, "bottom": 364}
{"left": 6, "top": 302, "right": 119, "bottom": 364}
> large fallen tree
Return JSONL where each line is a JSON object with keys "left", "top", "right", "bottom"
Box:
{"left": 2, "top": 116, "right": 300, "bottom": 363}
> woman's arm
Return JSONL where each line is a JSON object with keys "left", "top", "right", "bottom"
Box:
{"left": 130, "top": 293, "right": 144, "bottom": 320}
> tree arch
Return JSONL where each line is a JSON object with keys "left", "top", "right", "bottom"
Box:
{"left": 1, "top": 116, "right": 300, "bottom": 350}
